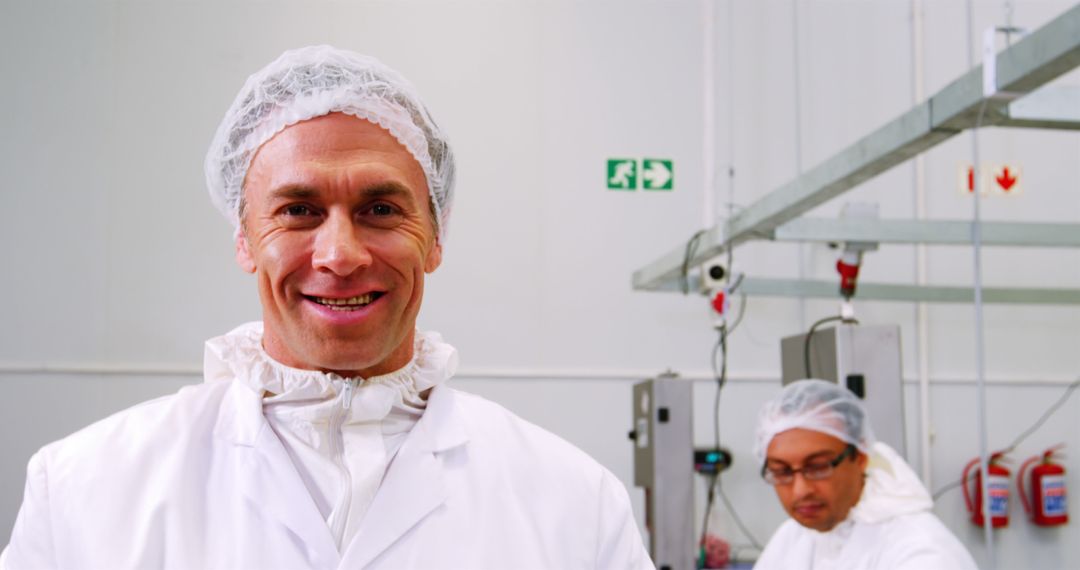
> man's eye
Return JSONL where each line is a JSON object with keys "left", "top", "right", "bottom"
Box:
{"left": 803, "top": 462, "right": 831, "bottom": 474}
{"left": 768, "top": 468, "right": 794, "bottom": 478}
{"left": 283, "top": 204, "right": 317, "bottom": 217}
{"left": 357, "top": 202, "right": 404, "bottom": 228}
{"left": 370, "top": 203, "right": 396, "bottom": 216}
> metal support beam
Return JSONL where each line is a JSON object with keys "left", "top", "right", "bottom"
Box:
{"left": 632, "top": 217, "right": 1080, "bottom": 292}
{"left": 632, "top": 4, "right": 1080, "bottom": 293}
{"left": 632, "top": 225, "right": 727, "bottom": 294}
{"left": 739, "top": 278, "right": 1080, "bottom": 305}
{"left": 1000, "top": 85, "right": 1080, "bottom": 130}
{"left": 772, "top": 219, "right": 1080, "bottom": 247}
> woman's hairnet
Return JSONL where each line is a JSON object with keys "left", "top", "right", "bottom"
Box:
{"left": 204, "top": 45, "right": 455, "bottom": 242}
{"left": 753, "top": 379, "right": 876, "bottom": 465}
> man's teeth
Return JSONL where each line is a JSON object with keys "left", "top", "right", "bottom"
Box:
{"left": 313, "top": 294, "right": 375, "bottom": 311}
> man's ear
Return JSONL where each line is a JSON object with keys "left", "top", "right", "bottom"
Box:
{"left": 235, "top": 231, "right": 256, "bottom": 273}
{"left": 424, "top": 242, "right": 443, "bottom": 273}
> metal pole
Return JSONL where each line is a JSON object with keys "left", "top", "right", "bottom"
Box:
{"left": 964, "top": 1, "right": 995, "bottom": 566}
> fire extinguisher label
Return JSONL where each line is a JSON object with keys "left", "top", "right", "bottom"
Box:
{"left": 989, "top": 476, "right": 1010, "bottom": 517}
{"left": 1042, "top": 475, "right": 1067, "bottom": 517}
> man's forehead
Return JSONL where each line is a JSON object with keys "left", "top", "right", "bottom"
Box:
{"left": 766, "top": 428, "right": 847, "bottom": 461}
{"left": 261, "top": 113, "right": 417, "bottom": 160}
{"left": 245, "top": 114, "right": 428, "bottom": 195}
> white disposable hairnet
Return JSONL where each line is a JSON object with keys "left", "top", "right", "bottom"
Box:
{"left": 753, "top": 379, "right": 875, "bottom": 465}
{"left": 205, "top": 45, "right": 455, "bottom": 242}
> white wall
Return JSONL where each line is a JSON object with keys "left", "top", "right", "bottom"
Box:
{"left": 2, "top": 0, "right": 1080, "bottom": 567}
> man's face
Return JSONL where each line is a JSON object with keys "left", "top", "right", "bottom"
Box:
{"left": 236, "top": 113, "right": 442, "bottom": 377}
{"left": 764, "top": 428, "right": 867, "bottom": 532}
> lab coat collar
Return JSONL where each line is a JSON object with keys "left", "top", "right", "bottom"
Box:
{"left": 851, "top": 442, "right": 934, "bottom": 525}
{"left": 210, "top": 357, "right": 469, "bottom": 568}
{"left": 417, "top": 383, "right": 470, "bottom": 452}
{"left": 211, "top": 377, "right": 265, "bottom": 447}
{"left": 341, "top": 384, "right": 469, "bottom": 568}
{"left": 205, "top": 321, "right": 462, "bottom": 442}
{"left": 202, "top": 322, "right": 458, "bottom": 405}
{"left": 212, "top": 380, "right": 342, "bottom": 569}
{"left": 206, "top": 323, "right": 468, "bottom": 567}
{"left": 243, "top": 423, "right": 342, "bottom": 569}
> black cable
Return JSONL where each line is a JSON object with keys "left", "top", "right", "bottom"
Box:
{"left": 721, "top": 273, "right": 747, "bottom": 334}
{"left": 932, "top": 376, "right": 1080, "bottom": 501}
{"left": 717, "top": 481, "right": 764, "bottom": 550}
{"left": 803, "top": 315, "right": 859, "bottom": 378}
{"left": 699, "top": 325, "right": 728, "bottom": 559}
{"left": 931, "top": 477, "right": 966, "bottom": 501}
{"left": 698, "top": 473, "right": 717, "bottom": 568}
{"left": 726, "top": 293, "right": 748, "bottom": 336}
{"left": 712, "top": 324, "right": 728, "bottom": 459}
{"left": 1001, "top": 378, "right": 1080, "bottom": 453}
{"left": 711, "top": 326, "right": 728, "bottom": 401}
{"left": 699, "top": 324, "right": 764, "bottom": 555}
{"left": 682, "top": 230, "right": 707, "bottom": 295}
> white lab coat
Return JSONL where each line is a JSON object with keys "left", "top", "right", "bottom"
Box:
{"left": 2, "top": 356, "right": 652, "bottom": 569}
{"left": 753, "top": 442, "right": 976, "bottom": 570}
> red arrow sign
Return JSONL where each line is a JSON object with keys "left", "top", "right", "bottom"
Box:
{"left": 959, "top": 163, "right": 1023, "bottom": 196}
{"left": 996, "top": 166, "right": 1017, "bottom": 191}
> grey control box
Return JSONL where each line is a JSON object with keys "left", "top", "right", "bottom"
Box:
{"left": 631, "top": 375, "right": 694, "bottom": 570}
{"left": 780, "top": 323, "right": 906, "bottom": 456}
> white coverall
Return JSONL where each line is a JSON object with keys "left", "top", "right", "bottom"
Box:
{"left": 754, "top": 442, "right": 977, "bottom": 570}
{"left": 2, "top": 323, "right": 652, "bottom": 570}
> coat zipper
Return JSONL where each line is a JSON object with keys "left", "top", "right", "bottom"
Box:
{"left": 328, "top": 378, "right": 356, "bottom": 548}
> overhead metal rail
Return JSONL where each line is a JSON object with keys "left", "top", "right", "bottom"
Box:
{"left": 738, "top": 278, "right": 1080, "bottom": 305}
{"left": 773, "top": 219, "right": 1080, "bottom": 248}
{"left": 632, "top": 4, "right": 1080, "bottom": 298}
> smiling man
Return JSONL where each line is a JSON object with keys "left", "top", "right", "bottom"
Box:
{"left": 1, "top": 46, "right": 652, "bottom": 570}
{"left": 752, "top": 380, "right": 976, "bottom": 570}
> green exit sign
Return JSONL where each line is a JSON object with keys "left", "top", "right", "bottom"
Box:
{"left": 607, "top": 158, "right": 637, "bottom": 190}
{"left": 642, "top": 159, "right": 673, "bottom": 190}
{"left": 607, "top": 158, "right": 673, "bottom": 190}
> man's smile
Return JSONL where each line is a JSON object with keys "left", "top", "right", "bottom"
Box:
{"left": 306, "top": 292, "right": 385, "bottom": 311}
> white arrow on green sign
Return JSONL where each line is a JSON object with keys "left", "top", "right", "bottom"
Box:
{"left": 642, "top": 159, "right": 673, "bottom": 190}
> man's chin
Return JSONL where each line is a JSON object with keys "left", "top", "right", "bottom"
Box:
{"left": 269, "top": 322, "right": 412, "bottom": 377}
{"left": 308, "top": 351, "right": 384, "bottom": 377}
{"left": 271, "top": 334, "right": 376, "bottom": 373}
{"left": 799, "top": 519, "right": 836, "bottom": 533}
{"left": 791, "top": 509, "right": 836, "bottom": 532}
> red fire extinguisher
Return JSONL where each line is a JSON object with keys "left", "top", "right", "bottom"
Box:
{"left": 1018, "top": 445, "right": 1068, "bottom": 527}
{"left": 963, "top": 452, "right": 1010, "bottom": 528}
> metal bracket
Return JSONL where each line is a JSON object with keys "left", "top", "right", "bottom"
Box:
{"left": 631, "top": 5, "right": 1080, "bottom": 296}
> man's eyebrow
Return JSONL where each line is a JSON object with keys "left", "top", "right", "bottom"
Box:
{"left": 360, "top": 182, "right": 415, "bottom": 201}
{"left": 268, "top": 185, "right": 320, "bottom": 201}
{"left": 803, "top": 450, "right": 839, "bottom": 462}
{"left": 766, "top": 450, "right": 838, "bottom": 467}
{"left": 267, "top": 182, "right": 416, "bottom": 202}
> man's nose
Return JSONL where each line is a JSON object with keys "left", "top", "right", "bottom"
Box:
{"left": 791, "top": 471, "right": 814, "bottom": 497}
{"left": 312, "top": 212, "right": 372, "bottom": 276}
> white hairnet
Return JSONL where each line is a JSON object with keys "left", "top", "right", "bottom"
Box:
{"left": 205, "top": 45, "right": 455, "bottom": 242}
{"left": 753, "top": 379, "right": 876, "bottom": 465}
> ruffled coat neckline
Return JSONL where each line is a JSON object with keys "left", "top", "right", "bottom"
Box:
{"left": 203, "top": 321, "right": 459, "bottom": 425}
